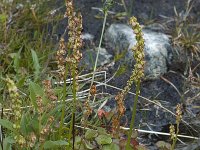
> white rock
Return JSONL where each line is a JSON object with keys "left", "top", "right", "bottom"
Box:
{"left": 105, "top": 24, "right": 173, "bottom": 79}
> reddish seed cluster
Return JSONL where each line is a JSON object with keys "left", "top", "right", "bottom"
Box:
{"left": 39, "top": 116, "right": 54, "bottom": 143}
{"left": 44, "top": 80, "right": 57, "bottom": 100}
{"left": 56, "top": 0, "right": 83, "bottom": 80}
{"left": 112, "top": 16, "right": 145, "bottom": 134}
{"left": 90, "top": 84, "right": 97, "bottom": 96}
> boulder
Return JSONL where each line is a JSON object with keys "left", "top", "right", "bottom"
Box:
{"left": 105, "top": 24, "right": 173, "bottom": 79}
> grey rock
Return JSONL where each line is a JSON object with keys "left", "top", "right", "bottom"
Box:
{"left": 79, "top": 47, "right": 112, "bottom": 70}
{"left": 81, "top": 33, "right": 94, "bottom": 41}
{"left": 105, "top": 24, "right": 173, "bottom": 79}
{"left": 176, "top": 139, "right": 200, "bottom": 150}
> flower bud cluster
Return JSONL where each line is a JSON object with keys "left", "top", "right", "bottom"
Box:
{"left": 66, "top": 13, "right": 83, "bottom": 59}
{"left": 127, "top": 16, "right": 145, "bottom": 86}
{"left": 83, "top": 100, "right": 92, "bottom": 117}
{"left": 28, "top": 132, "right": 37, "bottom": 148}
{"left": 113, "top": 17, "right": 145, "bottom": 127}
{"left": 56, "top": 38, "right": 67, "bottom": 78}
{"left": 176, "top": 103, "right": 182, "bottom": 124}
{"left": 169, "top": 124, "right": 176, "bottom": 140}
{"left": 65, "top": 0, "right": 83, "bottom": 75}
{"left": 39, "top": 116, "right": 54, "bottom": 143}
{"left": 111, "top": 115, "right": 120, "bottom": 135}
{"left": 14, "top": 135, "right": 26, "bottom": 147}
{"left": 6, "top": 77, "right": 22, "bottom": 122}
{"left": 115, "top": 92, "right": 125, "bottom": 117}
{"left": 89, "top": 85, "right": 97, "bottom": 96}
{"left": 6, "top": 77, "right": 25, "bottom": 147}
{"left": 36, "top": 96, "right": 43, "bottom": 114}
{"left": 42, "top": 80, "right": 57, "bottom": 110}
{"left": 56, "top": 0, "right": 83, "bottom": 80}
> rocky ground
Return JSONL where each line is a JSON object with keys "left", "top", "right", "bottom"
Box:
{"left": 0, "top": 0, "right": 199, "bottom": 149}
{"left": 54, "top": 0, "right": 200, "bottom": 149}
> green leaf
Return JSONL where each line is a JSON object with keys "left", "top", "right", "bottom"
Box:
{"left": 42, "top": 104, "right": 63, "bottom": 123}
{"left": 29, "top": 114, "right": 39, "bottom": 134}
{"left": 102, "top": 143, "right": 120, "bottom": 150}
{"left": 43, "top": 140, "right": 69, "bottom": 149}
{"left": 17, "top": 77, "right": 26, "bottom": 87}
{"left": 0, "top": 119, "right": 15, "bottom": 132}
{"left": 20, "top": 114, "right": 29, "bottom": 136}
{"left": 84, "top": 140, "right": 96, "bottom": 150}
{"left": 74, "top": 136, "right": 85, "bottom": 150}
{"left": 85, "top": 129, "right": 98, "bottom": 140}
{"left": 156, "top": 141, "right": 171, "bottom": 150}
{"left": 48, "top": 104, "right": 63, "bottom": 115}
{"left": 97, "top": 127, "right": 107, "bottom": 135}
{"left": 115, "top": 64, "right": 127, "bottom": 76}
{"left": 95, "top": 135, "right": 112, "bottom": 145}
{"left": 29, "top": 81, "right": 44, "bottom": 108}
{"left": 13, "top": 47, "right": 22, "bottom": 74}
{"left": 3, "top": 136, "right": 15, "bottom": 150}
{"left": 114, "top": 50, "right": 127, "bottom": 62}
{"left": 0, "top": 14, "right": 7, "bottom": 23}
{"left": 75, "top": 136, "right": 82, "bottom": 144}
{"left": 31, "top": 49, "right": 40, "bottom": 80}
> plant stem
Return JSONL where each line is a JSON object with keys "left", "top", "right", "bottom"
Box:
{"left": 90, "top": 12, "right": 107, "bottom": 87}
{"left": 126, "top": 81, "right": 141, "bottom": 150}
{"left": 59, "top": 65, "right": 68, "bottom": 138}
{"left": 121, "top": 0, "right": 128, "bottom": 16}
{"left": 72, "top": 67, "right": 77, "bottom": 149}
{"left": 68, "top": 65, "right": 77, "bottom": 149}
{"left": 121, "top": 0, "right": 134, "bottom": 18}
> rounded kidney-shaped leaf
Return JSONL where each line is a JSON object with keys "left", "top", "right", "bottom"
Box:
{"left": 95, "top": 135, "right": 112, "bottom": 145}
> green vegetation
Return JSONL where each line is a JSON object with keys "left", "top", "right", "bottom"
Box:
{"left": 0, "top": 0, "right": 199, "bottom": 150}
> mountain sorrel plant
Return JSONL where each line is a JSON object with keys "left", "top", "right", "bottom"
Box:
{"left": 5, "top": 77, "right": 26, "bottom": 147}
{"left": 111, "top": 16, "right": 145, "bottom": 149}
{"left": 125, "top": 16, "right": 145, "bottom": 149}
{"left": 170, "top": 103, "right": 183, "bottom": 150}
{"left": 56, "top": 0, "right": 83, "bottom": 148}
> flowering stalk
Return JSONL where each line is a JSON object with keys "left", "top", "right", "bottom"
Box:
{"left": 170, "top": 103, "right": 183, "bottom": 150}
{"left": 85, "top": 0, "right": 114, "bottom": 120}
{"left": 5, "top": 77, "right": 25, "bottom": 147}
{"left": 112, "top": 16, "right": 145, "bottom": 137}
{"left": 56, "top": 0, "right": 83, "bottom": 147}
{"left": 109, "top": 16, "right": 145, "bottom": 149}
{"left": 125, "top": 16, "right": 145, "bottom": 149}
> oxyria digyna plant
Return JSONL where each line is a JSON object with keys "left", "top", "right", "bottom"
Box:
{"left": 6, "top": 77, "right": 26, "bottom": 147}
{"left": 56, "top": 0, "right": 82, "bottom": 80}
{"left": 112, "top": 16, "right": 145, "bottom": 147}
{"left": 56, "top": 0, "right": 83, "bottom": 147}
